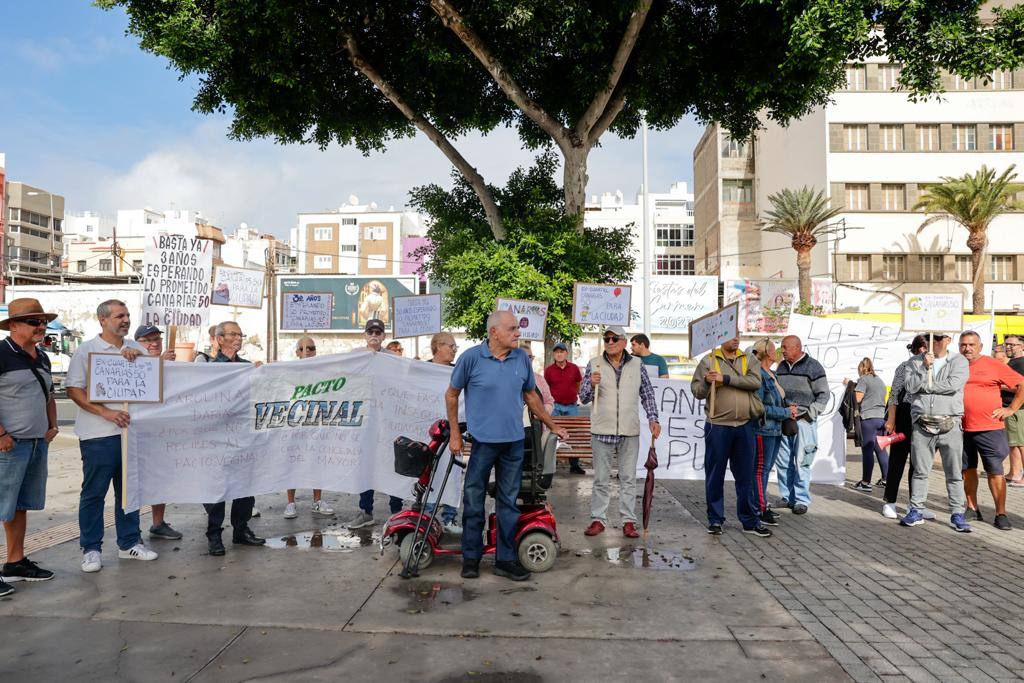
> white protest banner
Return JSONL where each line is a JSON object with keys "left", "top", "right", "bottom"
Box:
{"left": 901, "top": 292, "right": 964, "bottom": 333}
{"left": 392, "top": 294, "right": 442, "bottom": 339}
{"left": 124, "top": 352, "right": 463, "bottom": 511}
{"left": 141, "top": 234, "right": 214, "bottom": 327}
{"left": 688, "top": 302, "right": 739, "bottom": 358}
{"left": 573, "top": 283, "right": 631, "bottom": 327}
{"left": 87, "top": 353, "right": 163, "bottom": 403}
{"left": 496, "top": 298, "right": 548, "bottom": 342}
{"left": 212, "top": 265, "right": 266, "bottom": 309}
{"left": 281, "top": 292, "right": 334, "bottom": 330}
{"left": 647, "top": 276, "right": 719, "bottom": 332}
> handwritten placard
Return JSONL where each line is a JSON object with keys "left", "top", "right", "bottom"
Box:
{"left": 572, "top": 283, "right": 631, "bottom": 327}
{"left": 496, "top": 298, "right": 548, "bottom": 342}
{"left": 392, "top": 294, "right": 442, "bottom": 338}
{"left": 86, "top": 353, "right": 164, "bottom": 403}
{"left": 281, "top": 292, "right": 334, "bottom": 330}
{"left": 648, "top": 276, "right": 719, "bottom": 331}
{"left": 901, "top": 292, "right": 964, "bottom": 333}
{"left": 212, "top": 266, "right": 266, "bottom": 309}
{"left": 141, "top": 233, "right": 213, "bottom": 327}
{"left": 688, "top": 302, "right": 739, "bottom": 358}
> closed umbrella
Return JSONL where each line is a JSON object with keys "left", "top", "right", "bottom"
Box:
{"left": 642, "top": 445, "right": 658, "bottom": 538}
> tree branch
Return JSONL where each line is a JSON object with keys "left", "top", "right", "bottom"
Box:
{"left": 430, "top": 0, "right": 573, "bottom": 149}
{"left": 341, "top": 29, "right": 506, "bottom": 241}
{"left": 587, "top": 88, "right": 628, "bottom": 147}
{"left": 576, "top": 0, "right": 651, "bottom": 140}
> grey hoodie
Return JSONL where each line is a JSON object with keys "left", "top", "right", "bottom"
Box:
{"left": 903, "top": 353, "right": 968, "bottom": 419}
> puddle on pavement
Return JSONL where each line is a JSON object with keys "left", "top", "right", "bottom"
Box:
{"left": 603, "top": 546, "right": 698, "bottom": 571}
{"left": 264, "top": 527, "right": 380, "bottom": 552}
{"left": 397, "top": 581, "right": 475, "bottom": 613}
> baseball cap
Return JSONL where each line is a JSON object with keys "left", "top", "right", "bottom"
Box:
{"left": 133, "top": 324, "right": 161, "bottom": 340}
{"left": 364, "top": 318, "right": 385, "bottom": 333}
{"left": 552, "top": 342, "right": 568, "bottom": 351}
{"left": 602, "top": 325, "right": 627, "bottom": 338}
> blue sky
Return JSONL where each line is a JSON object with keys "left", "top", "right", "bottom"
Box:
{"left": 1, "top": 1, "right": 703, "bottom": 238}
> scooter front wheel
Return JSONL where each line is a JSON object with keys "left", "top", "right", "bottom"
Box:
{"left": 399, "top": 532, "right": 434, "bottom": 570}
{"left": 517, "top": 532, "right": 556, "bottom": 573}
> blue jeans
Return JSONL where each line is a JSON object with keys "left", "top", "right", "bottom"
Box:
{"left": 703, "top": 421, "right": 759, "bottom": 529}
{"left": 552, "top": 403, "right": 581, "bottom": 469}
{"left": 753, "top": 434, "right": 781, "bottom": 514}
{"left": 776, "top": 418, "right": 817, "bottom": 507}
{"left": 423, "top": 502, "right": 458, "bottom": 525}
{"left": 359, "top": 490, "right": 403, "bottom": 515}
{"left": 462, "top": 440, "right": 524, "bottom": 562}
{"left": 860, "top": 417, "right": 889, "bottom": 482}
{"left": 79, "top": 435, "right": 140, "bottom": 552}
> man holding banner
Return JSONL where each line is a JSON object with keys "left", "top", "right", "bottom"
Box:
{"left": 67, "top": 300, "right": 159, "bottom": 573}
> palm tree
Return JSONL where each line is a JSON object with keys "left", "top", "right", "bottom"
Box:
{"left": 760, "top": 187, "right": 844, "bottom": 307}
{"left": 914, "top": 165, "right": 1023, "bottom": 314}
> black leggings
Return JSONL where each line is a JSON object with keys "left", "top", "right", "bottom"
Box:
{"left": 883, "top": 402, "right": 914, "bottom": 504}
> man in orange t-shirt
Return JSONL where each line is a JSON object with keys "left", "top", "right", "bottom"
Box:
{"left": 959, "top": 331, "right": 1024, "bottom": 530}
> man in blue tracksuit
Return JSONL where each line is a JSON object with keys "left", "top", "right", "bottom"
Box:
{"left": 774, "top": 335, "right": 830, "bottom": 515}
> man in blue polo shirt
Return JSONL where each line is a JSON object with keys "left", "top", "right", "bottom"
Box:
{"left": 446, "top": 310, "right": 568, "bottom": 582}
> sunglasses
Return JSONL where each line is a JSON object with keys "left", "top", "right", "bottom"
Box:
{"left": 603, "top": 336, "right": 622, "bottom": 343}
{"left": 367, "top": 329, "right": 384, "bottom": 336}
{"left": 16, "top": 318, "right": 47, "bottom": 328}
{"left": 299, "top": 345, "right": 316, "bottom": 352}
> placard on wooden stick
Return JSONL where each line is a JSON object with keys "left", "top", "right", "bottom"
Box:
{"left": 496, "top": 297, "right": 549, "bottom": 342}
{"left": 572, "top": 282, "right": 632, "bottom": 327}
{"left": 687, "top": 302, "right": 739, "bottom": 359}
{"left": 392, "top": 293, "right": 442, "bottom": 339}
{"left": 86, "top": 353, "right": 165, "bottom": 404}
{"left": 900, "top": 292, "right": 964, "bottom": 334}
{"left": 212, "top": 265, "right": 267, "bottom": 309}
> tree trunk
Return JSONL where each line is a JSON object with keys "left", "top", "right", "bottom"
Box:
{"left": 796, "top": 248, "right": 813, "bottom": 308}
{"left": 563, "top": 146, "right": 589, "bottom": 232}
{"left": 968, "top": 231, "right": 988, "bottom": 314}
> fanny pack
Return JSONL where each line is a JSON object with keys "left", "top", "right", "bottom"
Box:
{"left": 916, "top": 415, "right": 958, "bottom": 435}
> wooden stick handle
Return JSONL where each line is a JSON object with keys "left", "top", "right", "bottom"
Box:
{"left": 168, "top": 325, "right": 177, "bottom": 350}
{"left": 121, "top": 401, "right": 129, "bottom": 504}
{"left": 709, "top": 380, "right": 717, "bottom": 417}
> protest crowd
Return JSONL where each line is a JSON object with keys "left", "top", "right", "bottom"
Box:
{"left": 3, "top": 296, "right": 1024, "bottom": 599}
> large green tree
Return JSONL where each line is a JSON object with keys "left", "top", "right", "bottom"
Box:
{"left": 410, "top": 152, "right": 635, "bottom": 345}
{"left": 102, "top": 1, "right": 1024, "bottom": 239}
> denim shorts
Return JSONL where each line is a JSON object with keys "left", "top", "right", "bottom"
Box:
{"left": 0, "top": 437, "right": 48, "bottom": 521}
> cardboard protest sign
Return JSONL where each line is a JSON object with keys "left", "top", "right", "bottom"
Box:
{"left": 688, "top": 302, "right": 739, "bottom": 358}
{"left": 901, "top": 292, "right": 964, "bottom": 333}
{"left": 646, "top": 276, "right": 718, "bottom": 332}
{"left": 496, "top": 298, "right": 548, "bottom": 342}
{"left": 281, "top": 292, "right": 334, "bottom": 330}
{"left": 141, "top": 234, "right": 214, "bottom": 327}
{"left": 572, "top": 283, "right": 631, "bottom": 327}
{"left": 391, "top": 294, "right": 442, "bottom": 338}
{"left": 86, "top": 353, "right": 163, "bottom": 403}
{"left": 212, "top": 265, "right": 266, "bottom": 309}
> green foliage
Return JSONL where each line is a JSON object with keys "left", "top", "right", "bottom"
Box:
{"left": 914, "top": 164, "right": 1023, "bottom": 235}
{"left": 760, "top": 186, "right": 846, "bottom": 245}
{"left": 410, "top": 153, "right": 635, "bottom": 341}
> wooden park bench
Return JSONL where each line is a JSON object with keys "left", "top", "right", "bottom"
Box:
{"left": 550, "top": 415, "right": 592, "bottom": 461}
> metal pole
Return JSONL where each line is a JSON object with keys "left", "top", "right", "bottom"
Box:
{"left": 641, "top": 116, "right": 651, "bottom": 337}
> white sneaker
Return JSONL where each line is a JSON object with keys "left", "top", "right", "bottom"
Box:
{"left": 283, "top": 502, "right": 298, "bottom": 519}
{"left": 81, "top": 551, "right": 102, "bottom": 573}
{"left": 443, "top": 521, "right": 463, "bottom": 536}
{"left": 920, "top": 509, "right": 936, "bottom": 520}
{"left": 312, "top": 501, "right": 335, "bottom": 517}
{"left": 118, "top": 543, "right": 158, "bottom": 561}
{"left": 881, "top": 503, "right": 898, "bottom": 519}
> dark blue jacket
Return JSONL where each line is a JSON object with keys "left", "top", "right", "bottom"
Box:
{"left": 756, "top": 368, "right": 790, "bottom": 436}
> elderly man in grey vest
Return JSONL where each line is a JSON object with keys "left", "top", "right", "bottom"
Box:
{"left": 579, "top": 325, "right": 660, "bottom": 539}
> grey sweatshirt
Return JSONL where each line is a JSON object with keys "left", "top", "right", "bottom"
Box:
{"left": 775, "top": 353, "right": 830, "bottom": 421}
{"left": 903, "top": 353, "right": 968, "bottom": 419}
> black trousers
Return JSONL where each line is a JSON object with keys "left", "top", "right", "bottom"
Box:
{"left": 883, "top": 403, "right": 914, "bottom": 504}
{"left": 204, "top": 497, "right": 255, "bottom": 539}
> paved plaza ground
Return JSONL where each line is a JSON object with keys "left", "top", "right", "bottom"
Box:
{"left": 2, "top": 434, "right": 1023, "bottom": 681}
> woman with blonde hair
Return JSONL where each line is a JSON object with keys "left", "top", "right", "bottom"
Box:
{"left": 853, "top": 357, "right": 889, "bottom": 492}
{"left": 751, "top": 339, "right": 794, "bottom": 527}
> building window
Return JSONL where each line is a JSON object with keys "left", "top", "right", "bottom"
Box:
{"left": 365, "top": 254, "right": 387, "bottom": 270}
{"left": 682, "top": 224, "right": 694, "bottom": 246}
{"left": 364, "top": 226, "right": 387, "bottom": 241}
{"left": 845, "top": 184, "right": 869, "bottom": 210}
{"left": 843, "top": 125, "right": 868, "bottom": 151}
{"left": 682, "top": 255, "right": 696, "bottom": 275}
{"left": 847, "top": 255, "right": 870, "bottom": 282}
{"left": 313, "top": 227, "right": 333, "bottom": 241}
{"left": 313, "top": 255, "right": 333, "bottom": 269}
{"left": 952, "top": 74, "right": 974, "bottom": 91}
{"left": 991, "top": 255, "right": 1015, "bottom": 282}
{"left": 721, "top": 179, "right": 752, "bottom": 203}
{"left": 99, "top": 258, "right": 112, "bottom": 272}
{"left": 920, "top": 255, "right": 943, "bottom": 281}
{"left": 418, "top": 280, "right": 428, "bottom": 295}
{"left": 131, "top": 259, "right": 143, "bottom": 271}
{"left": 7, "top": 208, "right": 18, "bottom": 221}
{"left": 991, "top": 124, "right": 1014, "bottom": 151}
{"left": 341, "top": 218, "right": 357, "bottom": 226}
{"left": 882, "top": 255, "right": 906, "bottom": 281}
{"left": 879, "top": 64, "right": 901, "bottom": 90}
{"left": 882, "top": 184, "right": 905, "bottom": 211}
{"left": 953, "top": 124, "right": 977, "bottom": 151}
{"left": 721, "top": 136, "right": 748, "bottom": 158}
{"left": 845, "top": 64, "right": 865, "bottom": 90}
{"left": 955, "top": 255, "right": 972, "bottom": 281}
{"left": 656, "top": 225, "right": 682, "bottom": 247}
{"left": 655, "top": 255, "right": 683, "bottom": 275}
{"left": 77, "top": 260, "right": 86, "bottom": 273}
{"left": 988, "top": 70, "right": 1011, "bottom": 90}
{"left": 880, "top": 125, "right": 904, "bottom": 151}
{"left": 340, "top": 244, "right": 357, "bottom": 252}
{"left": 916, "top": 124, "right": 940, "bottom": 151}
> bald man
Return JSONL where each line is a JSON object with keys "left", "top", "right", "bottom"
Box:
{"left": 283, "top": 337, "right": 333, "bottom": 519}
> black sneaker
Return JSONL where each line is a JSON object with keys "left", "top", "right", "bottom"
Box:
{"left": 875, "top": 479, "right": 887, "bottom": 487}
{"left": 569, "top": 466, "right": 587, "bottom": 475}
{"left": 149, "top": 521, "right": 183, "bottom": 540}
{"left": 853, "top": 481, "right": 872, "bottom": 492}
{"left": 994, "top": 514, "right": 1012, "bottom": 531}
{"left": 969, "top": 507, "right": 984, "bottom": 522}
{"left": 1, "top": 557, "right": 54, "bottom": 582}
{"left": 461, "top": 559, "right": 480, "bottom": 579}
{"left": 760, "top": 510, "right": 780, "bottom": 526}
{"left": 493, "top": 560, "right": 531, "bottom": 581}
{"left": 743, "top": 526, "right": 773, "bottom": 538}
{"left": 706, "top": 523, "right": 723, "bottom": 535}
{"left": 792, "top": 504, "right": 808, "bottom": 515}
{"left": 0, "top": 578, "right": 13, "bottom": 597}
{"left": 207, "top": 536, "right": 226, "bottom": 556}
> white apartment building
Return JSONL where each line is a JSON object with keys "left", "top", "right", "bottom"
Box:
{"left": 64, "top": 211, "right": 114, "bottom": 241}
{"left": 695, "top": 61, "right": 1024, "bottom": 314}
{"left": 221, "top": 223, "right": 295, "bottom": 273}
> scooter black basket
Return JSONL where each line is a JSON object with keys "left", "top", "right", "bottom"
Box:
{"left": 393, "top": 436, "right": 434, "bottom": 478}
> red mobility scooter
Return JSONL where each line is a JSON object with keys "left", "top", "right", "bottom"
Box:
{"left": 382, "top": 411, "right": 559, "bottom": 578}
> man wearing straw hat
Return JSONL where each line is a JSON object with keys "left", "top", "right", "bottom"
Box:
{"left": 0, "top": 299, "right": 60, "bottom": 596}
{"left": 66, "top": 300, "right": 158, "bottom": 573}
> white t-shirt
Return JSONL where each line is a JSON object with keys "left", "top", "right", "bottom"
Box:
{"left": 66, "top": 335, "right": 147, "bottom": 441}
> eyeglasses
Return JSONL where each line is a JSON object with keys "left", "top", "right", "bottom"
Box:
{"left": 141, "top": 338, "right": 162, "bottom": 345}
{"left": 222, "top": 332, "right": 243, "bottom": 338}
{"left": 367, "top": 330, "right": 384, "bottom": 337}
{"left": 299, "top": 346, "right": 316, "bottom": 352}
{"left": 445, "top": 343, "right": 458, "bottom": 351}
{"left": 603, "top": 336, "right": 622, "bottom": 343}
{"left": 15, "top": 318, "right": 47, "bottom": 328}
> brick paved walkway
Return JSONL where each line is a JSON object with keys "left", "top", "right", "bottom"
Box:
{"left": 662, "top": 457, "right": 1024, "bottom": 682}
